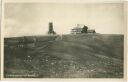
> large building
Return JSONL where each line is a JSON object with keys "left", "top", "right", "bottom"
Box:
{"left": 71, "top": 24, "right": 96, "bottom": 34}
{"left": 71, "top": 24, "right": 85, "bottom": 34}
{"left": 71, "top": 27, "right": 82, "bottom": 34}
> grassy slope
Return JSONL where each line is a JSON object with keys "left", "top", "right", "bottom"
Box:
{"left": 4, "top": 34, "right": 124, "bottom": 78}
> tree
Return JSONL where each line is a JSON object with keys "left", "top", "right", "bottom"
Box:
{"left": 81, "top": 26, "right": 88, "bottom": 33}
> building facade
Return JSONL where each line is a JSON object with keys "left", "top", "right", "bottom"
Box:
{"left": 71, "top": 27, "right": 82, "bottom": 34}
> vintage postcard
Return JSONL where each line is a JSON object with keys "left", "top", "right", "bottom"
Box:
{"left": 0, "top": 0, "right": 127, "bottom": 81}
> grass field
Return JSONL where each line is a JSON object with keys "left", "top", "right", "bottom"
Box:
{"left": 4, "top": 34, "right": 124, "bottom": 78}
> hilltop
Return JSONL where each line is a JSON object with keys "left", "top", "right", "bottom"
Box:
{"left": 4, "top": 34, "right": 124, "bottom": 78}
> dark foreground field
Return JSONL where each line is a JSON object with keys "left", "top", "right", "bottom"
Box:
{"left": 4, "top": 34, "right": 124, "bottom": 78}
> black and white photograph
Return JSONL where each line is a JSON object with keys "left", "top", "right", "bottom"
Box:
{"left": 2, "top": 1, "right": 126, "bottom": 79}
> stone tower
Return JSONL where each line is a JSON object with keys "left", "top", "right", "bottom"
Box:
{"left": 48, "top": 22, "right": 56, "bottom": 35}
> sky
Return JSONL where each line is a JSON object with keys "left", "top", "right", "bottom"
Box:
{"left": 4, "top": 3, "right": 125, "bottom": 37}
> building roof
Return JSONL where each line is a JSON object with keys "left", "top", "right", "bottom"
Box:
{"left": 87, "top": 29, "right": 95, "bottom": 32}
{"left": 77, "top": 24, "right": 85, "bottom": 28}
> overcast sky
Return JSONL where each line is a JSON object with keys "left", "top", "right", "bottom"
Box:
{"left": 4, "top": 3, "right": 124, "bottom": 37}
